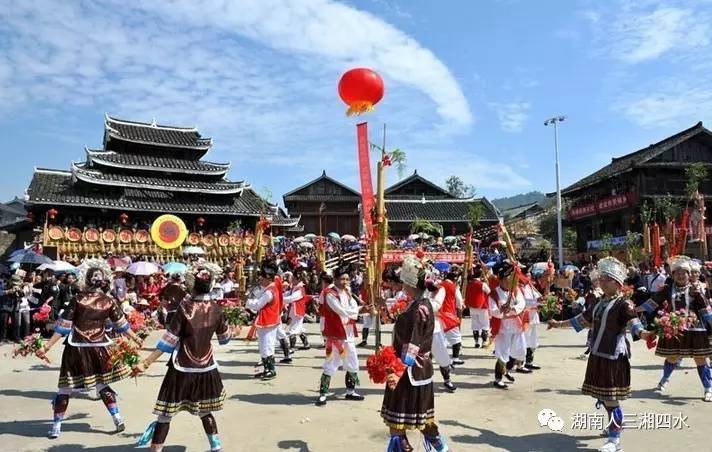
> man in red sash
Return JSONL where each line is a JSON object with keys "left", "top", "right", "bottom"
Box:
{"left": 465, "top": 265, "right": 491, "bottom": 348}
{"left": 246, "top": 262, "right": 282, "bottom": 380}
{"left": 489, "top": 260, "right": 530, "bottom": 389}
{"left": 316, "top": 264, "right": 364, "bottom": 406}
{"left": 283, "top": 269, "right": 311, "bottom": 351}
{"left": 439, "top": 267, "right": 465, "bottom": 365}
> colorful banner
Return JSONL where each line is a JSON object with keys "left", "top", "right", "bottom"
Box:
{"left": 357, "top": 122, "right": 375, "bottom": 238}
{"left": 568, "top": 192, "right": 636, "bottom": 220}
{"left": 383, "top": 250, "right": 467, "bottom": 264}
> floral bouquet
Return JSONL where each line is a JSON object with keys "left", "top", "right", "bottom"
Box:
{"left": 14, "top": 333, "right": 50, "bottom": 364}
{"left": 646, "top": 309, "right": 696, "bottom": 350}
{"left": 538, "top": 294, "right": 562, "bottom": 322}
{"left": 386, "top": 299, "right": 409, "bottom": 322}
{"left": 32, "top": 304, "right": 52, "bottom": 324}
{"left": 108, "top": 338, "right": 141, "bottom": 370}
{"left": 219, "top": 299, "right": 251, "bottom": 330}
{"left": 366, "top": 345, "right": 406, "bottom": 385}
{"left": 127, "top": 310, "right": 158, "bottom": 341}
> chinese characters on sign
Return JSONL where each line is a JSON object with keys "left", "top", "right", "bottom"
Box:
{"left": 567, "top": 192, "right": 636, "bottom": 220}
{"left": 570, "top": 412, "right": 689, "bottom": 431}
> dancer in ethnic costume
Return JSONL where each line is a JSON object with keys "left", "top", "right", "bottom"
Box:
{"left": 316, "top": 263, "right": 365, "bottom": 406}
{"left": 36, "top": 260, "right": 141, "bottom": 439}
{"left": 637, "top": 255, "right": 712, "bottom": 401}
{"left": 427, "top": 275, "right": 458, "bottom": 393}
{"left": 465, "top": 265, "right": 490, "bottom": 348}
{"left": 382, "top": 256, "right": 450, "bottom": 452}
{"left": 245, "top": 262, "right": 285, "bottom": 378}
{"left": 283, "top": 269, "right": 311, "bottom": 351}
{"left": 548, "top": 257, "right": 651, "bottom": 452}
{"left": 134, "top": 264, "right": 231, "bottom": 452}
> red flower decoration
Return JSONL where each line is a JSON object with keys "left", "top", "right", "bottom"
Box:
{"left": 366, "top": 345, "right": 406, "bottom": 384}
{"left": 47, "top": 208, "right": 59, "bottom": 220}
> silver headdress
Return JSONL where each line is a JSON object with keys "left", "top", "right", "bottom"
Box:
{"left": 77, "top": 258, "right": 113, "bottom": 291}
{"left": 597, "top": 257, "right": 627, "bottom": 286}
{"left": 669, "top": 255, "right": 693, "bottom": 273}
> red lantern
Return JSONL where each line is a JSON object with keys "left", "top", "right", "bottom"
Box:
{"left": 119, "top": 213, "right": 129, "bottom": 225}
{"left": 196, "top": 217, "right": 206, "bottom": 227}
{"left": 47, "top": 208, "right": 58, "bottom": 220}
{"left": 338, "top": 68, "right": 384, "bottom": 116}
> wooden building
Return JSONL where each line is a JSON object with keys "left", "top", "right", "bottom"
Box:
{"left": 282, "top": 171, "right": 361, "bottom": 236}
{"left": 561, "top": 122, "right": 712, "bottom": 253}
{"left": 25, "top": 114, "right": 298, "bottom": 261}
{"left": 283, "top": 170, "right": 501, "bottom": 237}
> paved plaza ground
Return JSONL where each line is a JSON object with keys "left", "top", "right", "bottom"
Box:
{"left": 0, "top": 324, "right": 708, "bottom": 451}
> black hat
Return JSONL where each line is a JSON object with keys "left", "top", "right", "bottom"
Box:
{"left": 382, "top": 267, "right": 401, "bottom": 283}
{"left": 333, "top": 262, "right": 352, "bottom": 278}
{"left": 493, "top": 260, "right": 515, "bottom": 279}
{"left": 260, "top": 261, "right": 279, "bottom": 279}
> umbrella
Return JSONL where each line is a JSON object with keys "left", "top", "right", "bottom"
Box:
{"left": 433, "top": 261, "right": 451, "bottom": 273}
{"left": 342, "top": 234, "right": 357, "bottom": 242}
{"left": 182, "top": 246, "right": 206, "bottom": 255}
{"left": 127, "top": 261, "right": 160, "bottom": 276}
{"left": 327, "top": 232, "right": 340, "bottom": 241}
{"left": 274, "top": 235, "right": 285, "bottom": 241}
{"left": 408, "top": 234, "right": 419, "bottom": 241}
{"left": 8, "top": 248, "right": 31, "bottom": 259}
{"left": 108, "top": 255, "right": 131, "bottom": 270}
{"left": 443, "top": 236, "right": 457, "bottom": 243}
{"left": 304, "top": 233, "right": 317, "bottom": 241}
{"left": 38, "top": 261, "right": 77, "bottom": 273}
{"left": 563, "top": 264, "right": 580, "bottom": 272}
{"left": 163, "top": 262, "right": 188, "bottom": 274}
{"left": 299, "top": 242, "right": 314, "bottom": 249}
{"left": 9, "top": 251, "right": 53, "bottom": 265}
{"left": 293, "top": 237, "right": 306, "bottom": 243}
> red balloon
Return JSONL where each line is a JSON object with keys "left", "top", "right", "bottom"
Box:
{"left": 338, "top": 68, "right": 384, "bottom": 116}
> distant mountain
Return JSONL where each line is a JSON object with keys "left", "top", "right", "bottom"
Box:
{"left": 492, "top": 191, "right": 548, "bottom": 211}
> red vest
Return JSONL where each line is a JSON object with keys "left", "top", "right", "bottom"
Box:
{"left": 291, "top": 283, "right": 309, "bottom": 317}
{"left": 256, "top": 282, "right": 282, "bottom": 328}
{"left": 465, "top": 280, "right": 488, "bottom": 309}
{"left": 489, "top": 287, "right": 528, "bottom": 338}
{"left": 321, "top": 287, "right": 357, "bottom": 339}
{"left": 439, "top": 279, "right": 461, "bottom": 332}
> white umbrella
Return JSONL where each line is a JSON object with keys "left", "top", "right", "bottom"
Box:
{"left": 38, "top": 261, "right": 77, "bottom": 272}
{"left": 299, "top": 242, "right": 314, "bottom": 249}
{"left": 408, "top": 234, "right": 419, "bottom": 241}
{"left": 293, "top": 237, "right": 306, "bottom": 243}
{"left": 341, "top": 234, "right": 357, "bottom": 242}
{"left": 182, "top": 246, "right": 206, "bottom": 255}
{"left": 127, "top": 261, "right": 160, "bottom": 276}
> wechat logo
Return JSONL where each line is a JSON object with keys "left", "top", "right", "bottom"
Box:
{"left": 538, "top": 408, "right": 564, "bottom": 432}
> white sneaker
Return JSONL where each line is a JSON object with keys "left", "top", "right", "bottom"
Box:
{"left": 599, "top": 439, "right": 622, "bottom": 452}
{"left": 47, "top": 423, "right": 61, "bottom": 439}
{"left": 655, "top": 380, "right": 667, "bottom": 392}
{"left": 704, "top": 390, "right": 712, "bottom": 402}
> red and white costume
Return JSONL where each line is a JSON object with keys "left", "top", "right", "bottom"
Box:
{"left": 246, "top": 281, "right": 283, "bottom": 358}
{"left": 438, "top": 279, "right": 464, "bottom": 346}
{"left": 321, "top": 286, "right": 360, "bottom": 377}
{"left": 488, "top": 286, "right": 527, "bottom": 363}
{"left": 520, "top": 282, "right": 541, "bottom": 350}
{"left": 283, "top": 281, "right": 309, "bottom": 336}
{"left": 428, "top": 285, "right": 452, "bottom": 367}
{"left": 465, "top": 279, "right": 491, "bottom": 332}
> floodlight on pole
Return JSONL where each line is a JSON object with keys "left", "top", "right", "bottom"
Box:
{"left": 544, "top": 115, "right": 566, "bottom": 267}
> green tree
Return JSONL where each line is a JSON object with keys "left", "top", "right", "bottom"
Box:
{"left": 600, "top": 233, "right": 614, "bottom": 257}
{"left": 445, "top": 175, "right": 475, "bottom": 198}
{"left": 563, "top": 228, "right": 577, "bottom": 250}
{"left": 370, "top": 143, "right": 407, "bottom": 179}
{"left": 685, "top": 163, "right": 709, "bottom": 198}
{"left": 624, "top": 230, "right": 643, "bottom": 265}
{"left": 410, "top": 218, "right": 443, "bottom": 237}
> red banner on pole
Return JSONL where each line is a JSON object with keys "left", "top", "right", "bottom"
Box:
{"left": 357, "top": 122, "right": 375, "bottom": 238}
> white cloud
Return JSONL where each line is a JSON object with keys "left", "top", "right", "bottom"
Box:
{"left": 585, "top": 3, "right": 711, "bottom": 64}
{"left": 614, "top": 82, "right": 712, "bottom": 128}
{"left": 488, "top": 102, "right": 530, "bottom": 133}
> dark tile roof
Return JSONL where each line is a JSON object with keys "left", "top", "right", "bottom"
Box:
{"left": 105, "top": 115, "right": 212, "bottom": 150}
{"left": 26, "top": 169, "right": 270, "bottom": 216}
{"left": 561, "top": 122, "right": 711, "bottom": 196}
{"left": 284, "top": 195, "right": 361, "bottom": 202}
{"left": 385, "top": 198, "right": 500, "bottom": 223}
{"left": 501, "top": 202, "right": 545, "bottom": 220}
{"left": 87, "top": 149, "right": 229, "bottom": 175}
{"left": 384, "top": 170, "right": 455, "bottom": 199}
{"left": 72, "top": 163, "right": 244, "bottom": 194}
{"left": 283, "top": 171, "right": 361, "bottom": 199}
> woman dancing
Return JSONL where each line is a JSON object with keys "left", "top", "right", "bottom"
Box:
{"left": 134, "top": 264, "right": 231, "bottom": 452}
{"left": 382, "top": 256, "right": 450, "bottom": 452}
{"left": 36, "top": 259, "right": 141, "bottom": 439}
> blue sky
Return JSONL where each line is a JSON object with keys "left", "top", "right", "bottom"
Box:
{"left": 1, "top": 0, "right": 711, "bottom": 206}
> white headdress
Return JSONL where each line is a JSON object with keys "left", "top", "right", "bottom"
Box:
{"left": 77, "top": 258, "right": 112, "bottom": 290}
{"left": 597, "top": 257, "right": 627, "bottom": 285}
{"left": 691, "top": 259, "right": 702, "bottom": 272}
{"left": 669, "top": 255, "right": 693, "bottom": 273}
{"left": 401, "top": 255, "right": 423, "bottom": 288}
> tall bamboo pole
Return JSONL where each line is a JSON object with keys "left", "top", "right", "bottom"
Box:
{"left": 372, "top": 124, "right": 388, "bottom": 348}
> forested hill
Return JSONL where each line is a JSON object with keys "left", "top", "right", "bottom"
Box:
{"left": 491, "top": 191, "right": 547, "bottom": 210}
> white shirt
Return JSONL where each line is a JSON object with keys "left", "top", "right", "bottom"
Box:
{"left": 246, "top": 286, "right": 273, "bottom": 313}
{"left": 488, "top": 287, "right": 526, "bottom": 333}
{"left": 325, "top": 287, "right": 359, "bottom": 340}
{"left": 428, "top": 286, "right": 447, "bottom": 333}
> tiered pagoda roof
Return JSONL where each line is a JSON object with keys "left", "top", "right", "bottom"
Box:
{"left": 26, "top": 115, "right": 299, "bottom": 226}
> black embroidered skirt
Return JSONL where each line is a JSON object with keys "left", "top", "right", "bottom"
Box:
{"left": 381, "top": 373, "right": 435, "bottom": 431}
{"left": 153, "top": 361, "right": 226, "bottom": 418}
{"left": 655, "top": 330, "right": 712, "bottom": 358}
{"left": 581, "top": 355, "right": 631, "bottom": 402}
{"left": 58, "top": 343, "right": 130, "bottom": 390}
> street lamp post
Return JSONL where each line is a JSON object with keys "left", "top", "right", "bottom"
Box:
{"left": 544, "top": 115, "right": 566, "bottom": 267}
